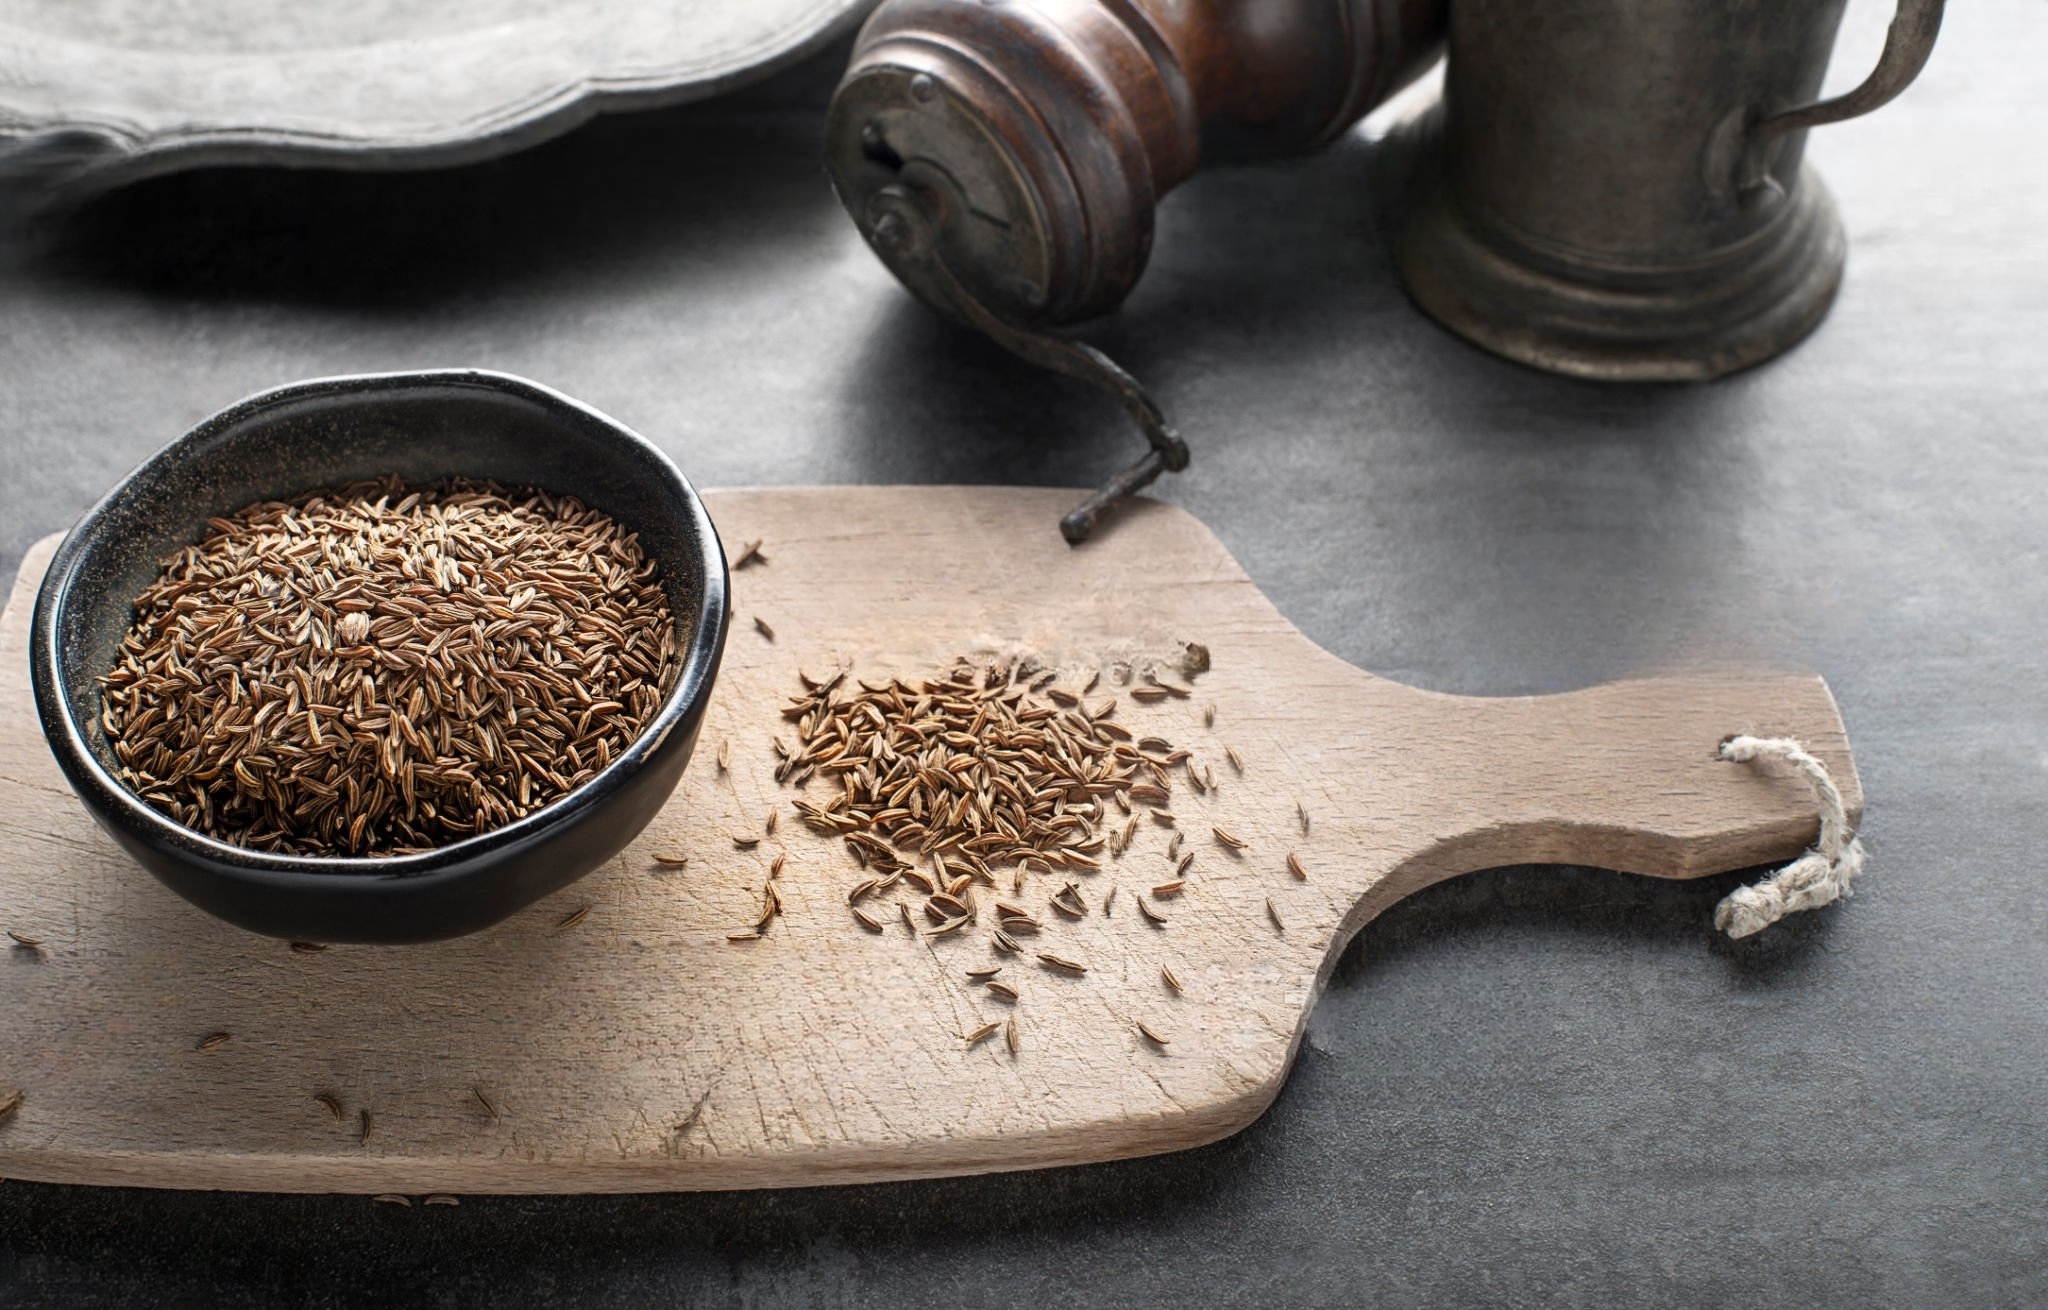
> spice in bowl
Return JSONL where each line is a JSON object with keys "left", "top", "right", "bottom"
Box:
{"left": 97, "top": 476, "right": 678, "bottom": 856}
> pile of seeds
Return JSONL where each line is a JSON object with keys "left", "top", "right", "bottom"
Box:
{"left": 99, "top": 475, "right": 679, "bottom": 856}
{"left": 778, "top": 660, "right": 1173, "bottom": 871}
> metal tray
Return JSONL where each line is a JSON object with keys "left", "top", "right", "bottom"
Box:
{"left": 0, "top": 0, "right": 871, "bottom": 204}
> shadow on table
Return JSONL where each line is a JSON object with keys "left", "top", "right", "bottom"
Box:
{"left": 27, "top": 38, "right": 858, "bottom": 312}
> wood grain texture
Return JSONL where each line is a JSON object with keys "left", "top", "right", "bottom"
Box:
{"left": 0, "top": 487, "right": 1859, "bottom": 1193}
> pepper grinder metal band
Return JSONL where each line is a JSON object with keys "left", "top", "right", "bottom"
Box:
{"left": 1396, "top": 0, "right": 1945, "bottom": 382}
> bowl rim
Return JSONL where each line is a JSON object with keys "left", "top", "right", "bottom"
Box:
{"left": 30, "top": 367, "right": 730, "bottom": 881}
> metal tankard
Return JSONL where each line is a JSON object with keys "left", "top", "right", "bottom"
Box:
{"left": 1397, "top": 0, "right": 1945, "bottom": 380}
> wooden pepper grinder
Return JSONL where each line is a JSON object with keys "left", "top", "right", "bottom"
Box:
{"left": 825, "top": 0, "right": 1444, "bottom": 541}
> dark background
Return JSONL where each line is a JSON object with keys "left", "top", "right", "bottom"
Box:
{"left": 3, "top": 3, "right": 2044, "bottom": 1305}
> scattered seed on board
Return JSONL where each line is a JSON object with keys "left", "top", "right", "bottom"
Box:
{"left": 472, "top": 1087, "right": 500, "bottom": 1121}
{"left": 964, "top": 1021, "right": 1002, "bottom": 1047}
{"left": 554, "top": 906, "right": 590, "bottom": 932}
{"left": 7, "top": 930, "right": 42, "bottom": 948}
{"left": 1203, "top": 703, "right": 1216, "bottom": 728}
{"left": 1297, "top": 801, "right": 1310, "bottom": 834}
{"left": 1152, "top": 880, "right": 1185, "bottom": 897}
{"left": 966, "top": 966, "right": 1002, "bottom": 979}
{"left": 424, "top": 1195, "right": 461, "bottom": 1207}
{"left": 754, "top": 616, "right": 776, "bottom": 642}
{"left": 1137, "top": 1021, "right": 1171, "bottom": 1046}
{"left": 375, "top": 1194, "right": 411, "bottom": 1207}
{"left": 1266, "top": 897, "right": 1285, "bottom": 931}
{"left": 992, "top": 927, "right": 1021, "bottom": 953}
{"left": 726, "top": 930, "right": 761, "bottom": 942}
{"left": 358, "top": 1109, "right": 374, "bottom": 1144}
{"left": 1152, "top": 811, "right": 1176, "bottom": 827}
{"left": 853, "top": 906, "right": 885, "bottom": 931}
{"left": 1038, "top": 952, "right": 1088, "bottom": 974}
{"left": 0, "top": 1087, "right": 20, "bottom": 1122}
{"left": 732, "top": 539, "right": 766, "bottom": 569}
{"left": 1161, "top": 965, "right": 1183, "bottom": 994}
{"left": 986, "top": 981, "right": 1019, "bottom": 1001}
{"left": 1287, "top": 852, "right": 1308, "bottom": 880}
{"left": 196, "top": 1032, "right": 231, "bottom": 1052}
{"left": 765, "top": 811, "right": 779, "bottom": 837}
{"left": 899, "top": 903, "right": 917, "bottom": 934}
{"left": 1212, "top": 824, "right": 1247, "bottom": 851}
{"left": 733, "top": 834, "right": 760, "bottom": 850}
{"left": 653, "top": 854, "right": 690, "bottom": 867}
{"left": 1175, "top": 851, "right": 1194, "bottom": 877}
{"left": 1005, "top": 1015, "right": 1020, "bottom": 1054}
{"left": 1138, "top": 898, "right": 1167, "bottom": 926}
{"left": 770, "top": 853, "right": 785, "bottom": 878}
{"left": 1104, "top": 886, "right": 1118, "bottom": 916}
{"left": 290, "top": 941, "right": 327, "bottom": 954}
{"left": 717, "top": 739, "right": 730, "bottom": 773}
{"left": 1224, "top": 745, "right": 1243, "bottom": 773}
{"left": 315, "top": 1093, "right": 344, "bottom": 1121}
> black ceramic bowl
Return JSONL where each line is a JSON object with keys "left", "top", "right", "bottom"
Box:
{"left": 30, "top": 370, "right": 729, "bottom": 944}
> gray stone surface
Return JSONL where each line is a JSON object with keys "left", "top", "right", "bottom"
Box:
{"left": 2, "top": 5, "right": 2044, "bottom": 1305}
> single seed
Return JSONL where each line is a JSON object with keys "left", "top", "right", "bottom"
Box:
{"left": 1152, "top": 811, "right": 1176, "bottom": 827}
{"left": 770, "top": 853, "right": 785, "bottom": 878}
{"left": 1224, "top": 745, "right": 1243, "bottom": 772}
{"left": 375, "top": 1194, "right": 411, "bottom": 1207}
{"left": 966, "top": 965, "right": 1001, "bottom": 979}
{"left": 1161, "top": 965, "right": 1182, "bottom": 994}
{"left": 1038, "top": 952, "right": 1088, "bottom": 974}
{"left": 927, "top": 914, "right": 970, "bottom": 937}
{"left": 653, "top": 854, "right": 690, "bottom": 867}
{"left": 1005, "top": 1015, "right": 1020, "bottom": 1054}
{"left": 1130, "top": 686, "right": 1169, "bottom": 703}
{"left": 986, "top": 981, "right": 1019, "bottom": 1001}
{"left": 1152, "top": 880, "right": 1185, "bottom": 897}
{"left": 1287, "top": 852, "right": 1307, "bottom": 880}
{"left": 726, "top": 930, "right": 762, "bottom": 942}
{"left": 7, "top": 930, "right": 42, "bottom": 948}
{"left": 290, "top": 941, "right": 327, "bottom": 954}
{"left": 1267, "top": 897, "right": 1285, "bottom": 931}
{"left": 1212, "top": 824, "right": 1247, "bottom": 850}
{"left": 196, "top": 1031, "right": 231, "bottom": 1052}
{"left": 848, "top": 878, "right": 878, "bottom": 903}
{"left": 992, "top": 927, "right": 1021, "bottom": 953}
{"left": 359, "top": 1109, "right": 374, "bottom": 1143}
{"left": 1203, "top": 703, "right": 1216, "bottom": 728}
{"left": 472, "top": 1087, "right": 500, "bottom": 1121}
{"left": 732, "top": 539, "right": 765, "bottom": 569}
{"left": 765, "top": 811, "right": 779, "bottom": 836}
{"left": 733, "top": 834, "right": 760, "bottom": 849}
{"left": 900, "top": 903, "right": 916, "bottom": 933}
{"left": 717, "top": 739, "right": 729, "bottom": 772}
{"left": 1138, "top": 898, "right": 1167, "bottom": 926}
{"left": 1175, "top": 851, "right": 1194, "bottom": 877}
{"left": 554, "top": 905, "right": 590, "bottom": 932}
{"left": 0, "top": 1086, "right": 19, "bottom": 1122}
{"left": 424, "top": 1195, "right": 461, "bottom": 1207}
{"left": 1104, "top": 886, "right": 1118, "bottom": 915}
{"left": 964, "top": 1021, "right": 1001, "bottom": 1046}
{"left": 852, "top": 906, "right": 885, "bottom": 932}
{"left": 1297, "top": 801, "right": 1310, "bottom": 834}
{"left": 754, "top": 616, "right": 776, "bottom": 642}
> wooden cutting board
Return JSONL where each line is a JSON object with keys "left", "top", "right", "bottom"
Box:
{"left": 0, "top": 487, "right": 1858, "bottom": 1194}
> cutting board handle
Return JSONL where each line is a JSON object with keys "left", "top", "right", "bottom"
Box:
{"left": 1356, "top": 671, "right": 1861, "bottom": 920}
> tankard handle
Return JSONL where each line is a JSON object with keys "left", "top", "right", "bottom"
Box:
{"left": 1731, "top": 0, "right": 1945, "bottom": 198}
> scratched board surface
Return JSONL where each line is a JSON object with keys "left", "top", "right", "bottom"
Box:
{"left": 0, "top": 487, "right": 1854, "bottom": 1192}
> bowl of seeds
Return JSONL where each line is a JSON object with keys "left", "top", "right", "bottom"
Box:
{"left": 30, "top": 370, "right": 729, "bottom": 943}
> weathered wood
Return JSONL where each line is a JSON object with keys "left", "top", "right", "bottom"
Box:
{"left": 0, "top": 487, "right": 1857, "bottom": 1193}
